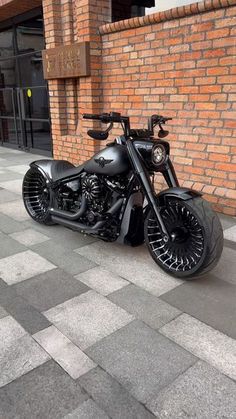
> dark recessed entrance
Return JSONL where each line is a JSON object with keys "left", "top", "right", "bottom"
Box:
{"left": 0, "top": 8, "right": 52, "bottom": 155}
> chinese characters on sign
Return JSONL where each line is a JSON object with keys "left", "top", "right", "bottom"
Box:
{"left": 42, "top": 42, "right": 90, "bottom": 79}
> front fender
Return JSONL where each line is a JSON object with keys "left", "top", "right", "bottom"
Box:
{"left": 156, "top": 187, "right": 202, "bottom": 205}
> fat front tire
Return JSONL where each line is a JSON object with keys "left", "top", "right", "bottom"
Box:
{"left": 144, "top": 197, "right": 223, "bottom": 279}
{"left": 22, "top": 168, "right": 55, "bottom": 225}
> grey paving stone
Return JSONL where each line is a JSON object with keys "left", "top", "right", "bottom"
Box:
{"left": 147, "top": 361, "right": 236, "bottom": 419}
{"left": 0, "top": 360, "right": 88, "bottom": 419}
{"left": 0, "top": 305, "right": 8, "bottom": 319}
{"left": 0, "top": 279, "right": 51, "bottom": 334}
{"left": 212, "top": 246, "right": 236, "bottom": 285}
{"left": 25, "top": 219, "right": 97, "bottom": 249}
{"left": 219, "top": 213, "right": 236, "bottom": 230}
{"left": 44, "top": 291, "right": 133, "bottom": 350}
{"left": 76, "top": 266, "right": 129, "bottom": 296}
{"left": 34, "top": 326, "right": 96, "bottom": 379}
{"left": 7, "top": 164, "right": 30, "bottom": 175}
{"left": 75, "top": 241, "right": 182, "bottom": 297}
{"left": 10, "top": 228, "right": 50, "bottom": 246}
{"left": 64, "top": 399, "right": 110, "bottom": 419}
{"left": 0, "top": 213, "right": 27, "bottom": 234}
{"left": 109, "top": 284, "right": 181, "bottom": 329}
{"left": 0, "top": 188, "right": 20, "bottom": 203}
{"left": 33, "top": 241, "right": 97, "bottom": 275}
{"left": 79, "top": 366, "right": 155, "bottom": 419}
{"left": 224, "top": 225, "right": 236, "bottom": 242}
{"left": 160, "top": 275, "right": 236, "bottom": 338}
{"left": 0, "top": 250, "right": 56, "bottom": 284}
{"left": 0, "top": 179, "right": 23, "bottom": 194}
{"left": 160, "top": 313, "right": 236, "bottom": 381}
{"left": 0, "top": 199, "right": 29, "bottom": 221}
{"left": 14, "top": 268, "right": 90, "bottom": 312}
{"left": 0, "top": 169, "right": 23, "bottom": 180}
{"left": 0, "top": 232, "right": 26, "bottom": 258}
{"left": 0, "top": 316, "right": 49, "bottom": 388}
{"left": 86, "top": 320, "right": 196, "bottom": 404}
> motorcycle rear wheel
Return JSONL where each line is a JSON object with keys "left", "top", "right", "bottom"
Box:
{"left": 22, "top": 168, "right": 55, "bottom": 225}
{"left": 144, "top": 197, "right": 223, "bottom": 279}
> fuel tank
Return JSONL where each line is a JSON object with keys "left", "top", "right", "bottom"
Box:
{"left": 84, "top": 143, "right": 130, "bottom": 176}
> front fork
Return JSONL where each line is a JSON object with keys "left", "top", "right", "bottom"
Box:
{"left": 126, "top": 140, "right": 178, "bottom": 241}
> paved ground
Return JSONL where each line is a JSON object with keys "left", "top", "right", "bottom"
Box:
{"left": 0, "top": 146, "right": 235, "bottom": 419}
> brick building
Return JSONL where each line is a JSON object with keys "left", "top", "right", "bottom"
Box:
{"left": 0, "top": 0, "right": 235, "bottom": 215}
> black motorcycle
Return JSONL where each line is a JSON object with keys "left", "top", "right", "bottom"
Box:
{"left": 22, "top": 112, "right": 223, "bottom": 278}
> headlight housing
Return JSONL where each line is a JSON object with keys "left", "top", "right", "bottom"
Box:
{"left": 152, "top": 144, "right": 167, "bottom": 166}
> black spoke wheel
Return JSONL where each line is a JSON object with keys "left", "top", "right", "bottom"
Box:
{"left": 22, "top": 168, "right": 55, "bottom": 225}
{"left": 144, "top": 197, "right": 223, "bottom": 279}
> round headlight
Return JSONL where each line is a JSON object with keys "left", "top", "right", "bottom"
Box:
{"left": 152, "top": 144, "right": 166, "bottom": 166}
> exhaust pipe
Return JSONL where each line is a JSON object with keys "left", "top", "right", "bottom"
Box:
{"left": 51, "top": 198, "right": 124, "bottom": 233}
{"left": 49, "top": 195, "right": 87, "bottom": 220}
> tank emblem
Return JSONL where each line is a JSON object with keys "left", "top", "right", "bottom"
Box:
{"left": 94, "top": 157, "right": 113, "bottom": 168}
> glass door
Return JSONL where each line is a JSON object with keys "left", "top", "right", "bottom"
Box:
{"left": 0, "top": 10, "right": 52, "bottom": 155}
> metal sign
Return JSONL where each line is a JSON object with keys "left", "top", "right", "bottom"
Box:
{"left": 42, "top": 42, "right": 90, "bottom": 80}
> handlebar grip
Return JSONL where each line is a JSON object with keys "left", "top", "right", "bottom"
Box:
{"left": 83, "top": 113, "right": 101, "bottom": 120}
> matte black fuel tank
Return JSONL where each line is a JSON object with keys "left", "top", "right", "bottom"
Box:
{"left": 84, "top": 143, "right": 130, "bottom": 175}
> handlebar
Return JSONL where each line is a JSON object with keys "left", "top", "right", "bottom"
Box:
{"left": 83, "top": 112, "right": 172, "bottom": 140}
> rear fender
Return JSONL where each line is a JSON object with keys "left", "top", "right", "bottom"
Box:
{"left": 30, "top": 159, "right": 74, "bottom": 183}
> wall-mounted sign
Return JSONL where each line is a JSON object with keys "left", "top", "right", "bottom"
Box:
{"left": 42, "top": 42, "right": 90, "bottom": 80}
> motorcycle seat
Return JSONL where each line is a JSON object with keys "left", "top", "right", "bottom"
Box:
{"left": 30, "top": 159, "right": 85, "bottom": 183}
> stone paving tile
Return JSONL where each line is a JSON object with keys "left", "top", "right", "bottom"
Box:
{"left": 0, "top": 179, "right": 23, "bottom": 194}
{"left": 0, "top": 305, "right": 8, "bottom": 319}
{"left": 160, "top": 313, "right": 236, "bottom": 381}
{"left": 0, "top": 189, "right": 20, "bottom": 204}
{"left": 44, "top": 291, "right": 134, "bottom": 350}
{"left": 212, "top": 246, "right": 236, "bottom": 285}
{"left": 75, "top": 266, "right": 129, "bottom": 296}
{"left": 64, "top": 399, "right": 109, "bottom": 419}
{"left": 75, "top": 241, "right": 182, "bottom": 297}
{"left": 32, "top": 241, "right": 97, "bottom": 275}
{"left": 224, "top": 225, "right": 236, "bottom": 242}
{"left": 7, "top": 164, "right": 30, "bottom": 175}
{"left": 147, "top": 360, "right": 236, "bottom": 419}
{"left": 219, "top": 213, "right": 236, "bottom": 230}
{"left": 79, "top": 366, "right": 155, "bottom": 419}
{"left": 14, "top": 268, "right": 90, "bottom": 312}
{"left": 0, "top": 250, "right": 56, "bottom": 284}
{"left": 109, "top": 284, "right": 181, "bottom": 329}
{"left": 0, "top": 316, "right": 49, "bottom": 388}
{"left": 0, "top": 281, "right": 51, "bottom": 334}
{"left": 0, "top": 360, "right": 88, "bottom": 419}
{"left": 34, "top": 326, "right": 96, "bottom": 379}
{"left": 0, "top": 213, "right": 27, "bottom": 234}
{"left": 0, "top": 169, "right": 23, "bottom": 180}
{"left": 160, "top": 275, "right": 236, "bottom": 338}
{"left": 10, "top": 228, "right": 50, "bottom": 246}
{"left": 25, "top": 219, "right": 97, "bottom": 249}
{"left": 0, "top": 231, "right": 26, "bottom": 258}
{"left": 0, "top": 199, "right": 29, "bottom": 221}
{"left": 86, "top": 320, "right": 196, "bottom": 404}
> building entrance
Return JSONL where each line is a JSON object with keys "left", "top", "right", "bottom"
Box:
{"left": 0, "top": 9, "right": 51, "bottom": 155}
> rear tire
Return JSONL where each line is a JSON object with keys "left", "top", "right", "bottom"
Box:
{"left": 144, "top": 197, "right": 223, "bottom": 279}
{"left": 22, "top": 168, "right": 55, "bottom": 225}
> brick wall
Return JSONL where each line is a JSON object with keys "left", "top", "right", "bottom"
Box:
{"left": 100, "top": 1, "right": 236, "bottom": 216}
{"left": 40, "top": 0, "right": 236, "bottom": 216}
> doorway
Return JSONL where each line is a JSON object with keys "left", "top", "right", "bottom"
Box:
{"left": 0, "top": 8, "right": 52, "bottom": 155}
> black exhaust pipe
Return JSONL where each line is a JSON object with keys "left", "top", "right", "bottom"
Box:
{"left": 51, "top": 198, "right": 124, "bottom": 233}
{"left": 49, "top": 195, "right": 87, "bottom": 220}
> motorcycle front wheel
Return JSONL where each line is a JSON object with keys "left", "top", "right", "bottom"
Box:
{"left": 144, "top": 197, "right": 223, "bottom": 279}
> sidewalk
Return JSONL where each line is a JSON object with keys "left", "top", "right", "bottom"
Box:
{"left": 0, "top": 146, "right": 235, "bottom": 419}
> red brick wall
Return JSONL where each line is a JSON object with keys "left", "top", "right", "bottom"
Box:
{"left": 100, "top": 3, "right": 236, "bottom": 216}
{"left": 40, "top": 0, "right": 236, "bottom": 216}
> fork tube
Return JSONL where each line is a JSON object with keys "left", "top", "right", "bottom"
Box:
{"left": 163, "top": 158, "right": 179, "bottom": 188}
{"left": 126, "top": 139, "right": 170, "bottom": 240}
